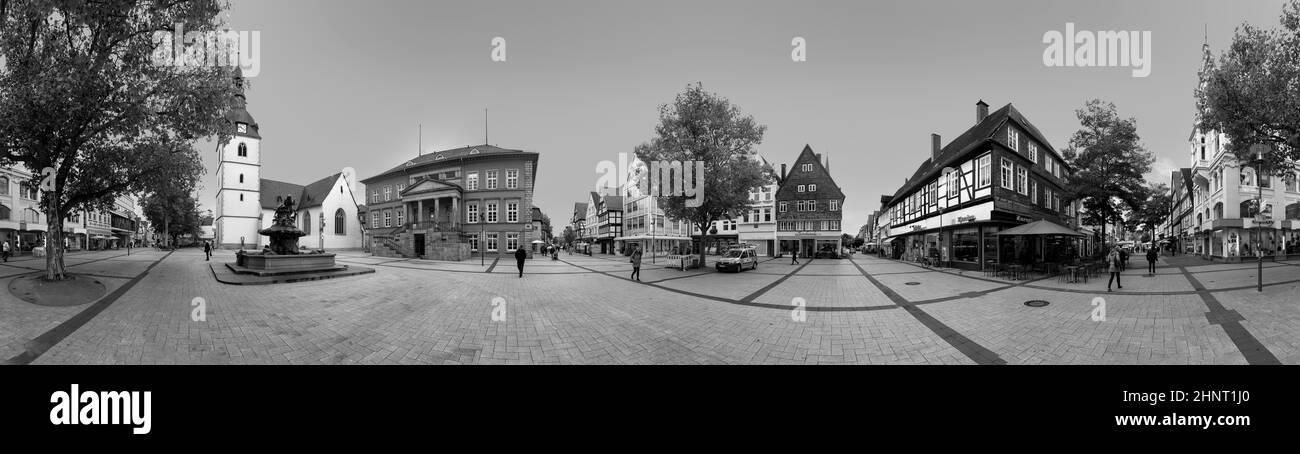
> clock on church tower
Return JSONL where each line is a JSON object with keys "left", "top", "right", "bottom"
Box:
{"left": 214, "top": 71, "right": 263, "bottom": 250}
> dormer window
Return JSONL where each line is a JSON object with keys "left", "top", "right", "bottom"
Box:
{"left": 469, "top": 148, "right": 480, "bottom": 155}
{"left": 236, "top": 123, "right": 247, "bottom": 134}
{"left": 436, "top": 154, "right": 445, "bottom": 160}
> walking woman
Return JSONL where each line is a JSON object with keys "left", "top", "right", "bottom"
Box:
{"left": 1106, "top": 245, "right": 1123, "bottom": 292}
{"left": 630, "top": 246, "right": 643, "bottom": 281}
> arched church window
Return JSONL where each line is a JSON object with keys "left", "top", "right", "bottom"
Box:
{"left": 239, "top": 174, "right": 244, "bottom": 183}
{"left": 335, "top": 209, "right": 346, "bottom": 235}
{"left": 303, "top": 211, "right": 312, "bottom": 233}
{"left": 238, "top": 143, "right": 247, "bottom": 157}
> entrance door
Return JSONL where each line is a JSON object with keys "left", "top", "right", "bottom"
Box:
{"left": 414, "top": 234, "right": 426, "bottom": 258}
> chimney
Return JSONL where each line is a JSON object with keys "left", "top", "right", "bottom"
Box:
{"left": 780, "top": 163, "right": 787, "bottom": 182}
{"left": 976, "top": 99, "right": 989, "bottom": 124}
{"left": 931, "top": 134, "right": 942, "bottom": 161}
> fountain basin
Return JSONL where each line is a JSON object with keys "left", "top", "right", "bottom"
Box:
{"left": 230, "top": 251, "right": 344, "bottom": 276}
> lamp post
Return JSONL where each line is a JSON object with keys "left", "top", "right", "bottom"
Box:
{"left": 319, "top": 212, "right": 325, "bottom": 252}
{"left": 1250, "top": 143, "right": 1272, "bottom": 292}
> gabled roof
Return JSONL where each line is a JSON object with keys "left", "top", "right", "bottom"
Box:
{"left": 602, "top": 195, "right": 623, "bottom": 211}
{"left": 260, "top": 179, "right": 305, "bottom": 210}
{"left": 299, "top": 173, "right": 343, "bottom": 209}
{"left": 531, "top": 207, "right": 544, "bottom": 219}
{"left": 260, "top": 173, "right": 343, "bottom": 210}
{"left": 890, "top": 103, "right": 1064, "bottom": 202}
{"left": 777, "top": 145, "right": 845, "bottom": 199}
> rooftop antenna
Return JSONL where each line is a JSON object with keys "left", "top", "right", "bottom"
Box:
{"left": 485, "top": 108, "right": 489, "bottom": 146}
{"left": 418, "top": 124, "right": 422, "bottom": 156}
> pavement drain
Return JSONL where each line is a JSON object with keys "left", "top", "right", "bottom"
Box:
{"left": 1024, "top": 300, "right": 1050, "bottom": 308}
{"left": 905, "top": 282, "right": 921, "bottom": 286}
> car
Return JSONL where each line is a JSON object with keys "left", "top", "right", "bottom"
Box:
{"left": 715, "top": 248, "right": 757, "bottom": 272}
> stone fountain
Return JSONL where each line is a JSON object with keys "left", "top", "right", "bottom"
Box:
{"left": 229, "top": 195, "right": 344, "bottom": 276}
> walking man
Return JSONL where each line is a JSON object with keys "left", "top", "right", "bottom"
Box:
{"left": 515, "top": 246, "right": 528, "bottom": 278}
{"left": 1145, "top": 246, "right": 1158, "bottom": 276}
{"left": 1106, "top": 245, "right": 1123, "bottom": 292}
{"left": 790, "top": 248, "right": 799, "bottom": 265}
{"left": 630, "top": 246, "right": 643, "bottom": 281}
{"left": 204, "top": 241, "right": 212, "bottom": 261}
{"left": 1, "top": 240, "right": 8, "bottom": 262}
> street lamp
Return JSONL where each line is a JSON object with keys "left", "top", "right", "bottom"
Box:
{"left": 1249, "top": 143, "right": 1272, "bottom": 292}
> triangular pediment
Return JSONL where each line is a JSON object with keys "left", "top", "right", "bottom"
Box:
{"left": 400, "top": 178, "right": 462, "bottom": 196}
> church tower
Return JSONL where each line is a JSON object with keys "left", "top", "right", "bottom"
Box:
{"left": 215, "top": 70, "right": 263, "bottom": 249}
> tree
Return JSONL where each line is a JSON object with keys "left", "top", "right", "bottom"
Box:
{"left": 1062, "top": 100, "right": 1154, "bottom": 246}
{"left": 1199, "top": 0, "right": 1300, "bottom": 174}
{"left": 142, "top": 189, "right": 201, "bottom": 247}
{"left": 539, "top": 212, "right": 553, "bottom": 241}
{"left": 1131, "top": 183, "right": 1172, "bottom": 240}
{"left": 0, "top": 1, "right": 235, "bottom": 280}
{"left": 634, "top": 83, "right": 767, "bottom": 267}
{"left": 562, "top": 226, "right": 575, "bottom": 247}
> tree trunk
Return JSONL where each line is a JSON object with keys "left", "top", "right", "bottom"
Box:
{"left": 698, "top": 222, "right": 709, "bottom": 270}
{"left": 45, "top": 195, "right": 68, "bottom": 281}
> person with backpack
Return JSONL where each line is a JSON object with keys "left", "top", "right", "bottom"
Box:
{"left": 1107, "top": 245, "right": 1123, "bottom": 292}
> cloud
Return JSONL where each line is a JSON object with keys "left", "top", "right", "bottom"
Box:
{"left": 1146, "top": 156, "right": 1181, "bottom": 185}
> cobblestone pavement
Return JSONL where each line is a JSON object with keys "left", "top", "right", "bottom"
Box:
{"left": 4, "top": 248, "right": 1297, "bottom": 365}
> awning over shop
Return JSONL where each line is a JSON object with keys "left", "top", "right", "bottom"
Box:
{"left": 995, "top": 220, "right": 1085, "bottom": 237}
{"left": 613, "top": 234, "right": 693, "bottom": 242}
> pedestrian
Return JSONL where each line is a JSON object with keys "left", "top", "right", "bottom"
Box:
{"left": 630, "top": 247, "right": 643, "bottom": 281}
{"left": 1145, "top": 246, "right": 1158, "bottom": 276}
{"left": 790, "top": 248, "right": 799, "bottom": 265}
{"left": 1106, "top": 245, "right": 1123, "bottom": 292}
{"left": 514, "top": 246, "right": 527, "bottom": 278}
{"left": 1, "top": 240, "right": 8, "bottom": 262}
{"left": 203, "top": 241, "right": 212, "bottom": 261}
{"left": 1119, "top": 247, "right": 1129, "bottom": 272}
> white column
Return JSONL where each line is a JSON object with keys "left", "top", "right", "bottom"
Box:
{"left": 433, "top": 197, "right": 439, "bottom": 227}
{"left": 452, "top": 197, "right": 459, "bottom": 228}
{"left": 417, "top": 200, "right": 424, "bottom": 227}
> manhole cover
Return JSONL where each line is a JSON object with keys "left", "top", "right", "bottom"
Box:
{"left": 1024, "top": 300, "right": 1050, "bottom": 308}
{"left": 904, "top": 282, "right": 921, "bottom": 286}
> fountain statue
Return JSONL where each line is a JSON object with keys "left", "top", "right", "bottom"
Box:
{"left": 258, "top": 195, "right": 308, "bottom": 254}
{"left": 230, "top": 194, "right": 343, "bottom": 277}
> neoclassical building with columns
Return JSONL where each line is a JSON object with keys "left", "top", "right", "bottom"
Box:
{"left": 361, "top": 144, "right": 540, "bottom": 260}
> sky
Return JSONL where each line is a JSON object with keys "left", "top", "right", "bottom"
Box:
{"left": 206, "top": 0, "right": 1290, "bottom": 233}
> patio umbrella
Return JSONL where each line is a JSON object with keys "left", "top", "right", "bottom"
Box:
{"left": 995, "top": 220, "right": 1085, "bottom": 237}
{"left": 531, "top": 240, "right": 545, "bottom": 244}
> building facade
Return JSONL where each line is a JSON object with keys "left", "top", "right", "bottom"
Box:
{"left": 1186, "top": 42, "right": 1300, "bottom": 261}
{"left": 735, "top": 182, "right": 778, "bottom": 256}
{"left": 775, "top": 145, "right": 845, "bottom": 258}
{"left": 361, "top": 144, "right": 540, "bottom": 260}
{"left": 882, "top": 100, "right": 1079, "bottom": 271}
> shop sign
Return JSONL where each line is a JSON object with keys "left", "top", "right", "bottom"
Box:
{"left": 909, "top": 225, "right": 923, "bottom": 232}
{"left": 956, "top": 215, "right": 977, "bottom": 224}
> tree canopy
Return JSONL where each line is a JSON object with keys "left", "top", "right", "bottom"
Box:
{"left": 1198, "top": 0, "right": 1300, "bottom": 173}
{"left": 1062, "top": 100, "right": 1154, "bottom": 244}
{"left": 633, "top": 83, "right": 767, "bottom": 264}
{"left": 0, "top": 0, "right": 236, "bottom": 279}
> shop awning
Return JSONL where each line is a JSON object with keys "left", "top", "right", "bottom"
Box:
{"left": 995, "top": 220, "right": 1085, "bottom": 237}
{"left": 613, "top": 234, "right": 693, "bottom": 242}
